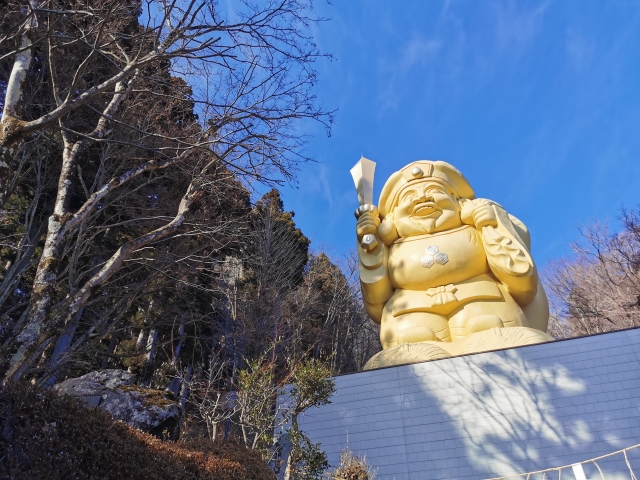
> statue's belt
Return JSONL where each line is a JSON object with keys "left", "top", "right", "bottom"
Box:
{"left": 391, "top": 275, "right": 503, "bottom": 317}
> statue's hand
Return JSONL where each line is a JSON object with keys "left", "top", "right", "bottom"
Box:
{"left": 461, "top": 199, "right": 498, "bottom": 229}
{"left": 473, "top": 203, "right": 498, "bottom": 229}
{"left": 355, "top": 204, "right": 379, "bottom": 219}
{"left": 355, "top": 204, "right": 380, "bottom": 237}
{"left": 355, "top": 204, "right": 380, "bottom": 251}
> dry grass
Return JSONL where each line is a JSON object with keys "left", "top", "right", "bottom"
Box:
{"left": 0, "top": 382, "right": 275, "bottom": 480}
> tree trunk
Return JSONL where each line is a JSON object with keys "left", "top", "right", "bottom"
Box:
{"left": 0, "top": 6, "right": 36, "bottom": 201}
{"left": 145, "top": 328, "right": 158, "bottom": 364}
{"left": 5, "top": 216, "right": 66, "bottom": 379}
{"left": 173, "top": 323, "right": 185, "bottom": 363}
{"left": 3, "top": 78, "right": 135, "bottom": 380}
{"left": 102, "top": 331, "right": 119, "bottom": 369}
{"left": 135, "top": 328, "right": 148, "bottom": 351}
{"left": 4, "top": 183, "right": 201, "bottom": 380}
{"left": 4, "top": 136, "right": 78, "bottom": 379}
{"left": 179, "top": 365, "right": 192, "bottom": 413}
{"left": 283, "top": 415, "right": 299, "bottom": 480}
{"left": 167, "top": 322, "right": 186, "bottom": 395}
{"left": 41, "top": 308, "right": 84, "bottom": 386}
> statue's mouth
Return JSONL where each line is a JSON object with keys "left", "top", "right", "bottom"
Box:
{"left": 412, "top": 202, "right": 440, "bottom": 217}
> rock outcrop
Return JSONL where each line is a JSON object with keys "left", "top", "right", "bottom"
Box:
{"left": 54, "top": 369, "right": 180, "bottom": 438}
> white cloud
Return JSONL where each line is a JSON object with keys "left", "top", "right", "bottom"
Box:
{"left": 493, "top": 0, "right": 548, "bottom": 52}
{"left": 298, "top": 163, "right": 335, "bottom": 212}
{"left": 565, "top": 29, "right": 595, "bottom": 70}
{"left": 375, "top": 35, "right": 442, "bottom": 112}
{"left": 399, "top": 36, "right": 443, "bottom": 70}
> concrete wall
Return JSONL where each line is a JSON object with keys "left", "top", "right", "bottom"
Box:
{"left": 298, "top": 328, "right": 640, "bottom": 479}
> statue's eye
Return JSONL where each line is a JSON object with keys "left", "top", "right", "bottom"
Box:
{"left": 426, "top": 187, "right": 444, "bottom": 195}
{"left": 401, "top": 191, "right": 417, "bottom": 202}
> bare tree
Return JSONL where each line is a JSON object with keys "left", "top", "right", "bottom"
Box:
{"left": 544, "top": 210, "right": 640, "bottom": 338}
{"left": 184, "top": 358, "right": 236, "bottom": 441}
{"left": 283, "top": 251, "right": 381, "bottom": 373}
{"left": 0, "top": 0, "right": 332, "bottom": 380}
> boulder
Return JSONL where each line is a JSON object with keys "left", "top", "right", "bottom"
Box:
{"left": 53, "top": 369, "right": 180, "bottom": 438}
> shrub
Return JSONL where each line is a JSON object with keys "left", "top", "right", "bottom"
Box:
{"left": 0, "top": 382, "right": 275, "bottom": 480}
{"left": 327, "top": 447, "right": 377, "bottom": 480}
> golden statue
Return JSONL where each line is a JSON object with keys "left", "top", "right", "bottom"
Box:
{"left": 351, "top": 158, "right": 553, "bottom": 369}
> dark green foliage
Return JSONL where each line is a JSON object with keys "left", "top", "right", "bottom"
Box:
{"left": 286, "top": 429, "right": 328, "bottom": 480}
{"left": 0, "top": 382, "right": 275, "bottom": 480}
{"left": 236, "top": 356, "right": 279, "bottom": 455}
{"left": 284, "top": 358, "right": 335, "bottom": 479}
{"left": 289, "top": 358, "right": 336, "bottom": 416}
{"left": 253, "top": 189, "right": 311, "bottom": 288}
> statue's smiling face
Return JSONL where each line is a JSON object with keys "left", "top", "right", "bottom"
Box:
{"left": 394, "top": 181, "right": 463, "bottom": 237}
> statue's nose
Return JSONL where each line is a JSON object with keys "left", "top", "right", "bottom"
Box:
{"left": 416, "top": 193, "right": 433, "bottom": 204}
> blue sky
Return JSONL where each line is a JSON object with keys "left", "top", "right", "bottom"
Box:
{"left": 277, "top": 1, "right": 640, "bottom": 267}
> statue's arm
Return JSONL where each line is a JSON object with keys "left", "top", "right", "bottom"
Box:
{"left": 358, "top": 243, "right": 393, "bottom": 324}
{"left": 461, "top": 199, "right": 538, "bottom": 306}
{"left": 356, "top": 209, "right": 394, "bottom": 323}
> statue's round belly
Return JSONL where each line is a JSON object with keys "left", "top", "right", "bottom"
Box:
{"left": 388, "top": 226, "right": 490, "bottom": 290}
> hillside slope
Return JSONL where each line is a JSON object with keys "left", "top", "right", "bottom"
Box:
{"left": 0, "top": 382, "right": 275, "bottom": 480}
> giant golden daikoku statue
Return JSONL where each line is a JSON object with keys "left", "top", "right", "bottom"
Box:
{"left": 351, "top": 158, "right": 553, "bottom": 369}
